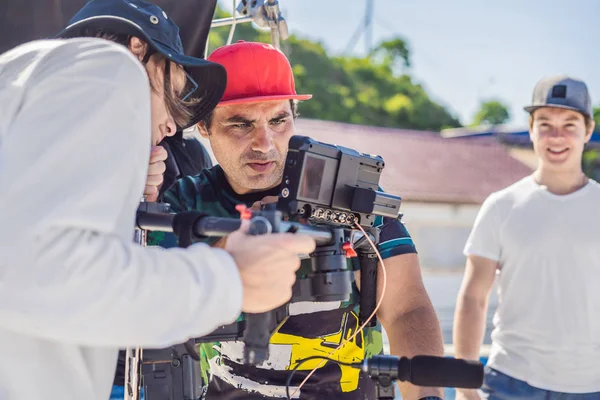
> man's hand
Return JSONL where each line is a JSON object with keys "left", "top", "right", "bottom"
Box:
{"left": 455, "top": 389, "right": 482, "bottom": 400}
{"left": 144, "top": 146, "right": 168, "bottom": 202}
{"left": 225, "top": 221, "right": 316, "bottom": 313}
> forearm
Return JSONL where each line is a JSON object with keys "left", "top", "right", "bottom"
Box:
{"left": 0, "top": 227, "right": 242, "bottom": 348}
{"left": 384, "top": 303, "right": 445, "bottom": 398}
{"left": 453, "top": 294, "right": 488, "bottom": 361}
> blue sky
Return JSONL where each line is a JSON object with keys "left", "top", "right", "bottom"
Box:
{"left": 219, "top": 0, "right": 598, "bottom": 127}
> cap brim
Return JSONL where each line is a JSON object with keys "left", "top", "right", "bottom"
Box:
{"left": 218, "top": 94, "right": 312, "bottom": 106}
{"left": 56, "top": 16, "right": 226, "bottom": 129}
{"left": 524, "top": 104, "right": 591, "bottom": 118}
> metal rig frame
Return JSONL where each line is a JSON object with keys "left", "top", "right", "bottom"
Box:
{"left": 123, "top": 2, "right": 290, "bottom": 398}
{"left": 206, "top": 0, "right": 289, "bottom": 57}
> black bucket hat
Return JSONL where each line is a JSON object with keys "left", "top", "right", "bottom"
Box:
{"left": 56, "top": 0, "right": 226, "bottom": 129}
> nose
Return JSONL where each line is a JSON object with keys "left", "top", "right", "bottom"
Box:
{"left": 250, "top": 124, "right": 275, "bottom": 154}
{"left": 548, "top": 127, "right": 567, "bottom": 139}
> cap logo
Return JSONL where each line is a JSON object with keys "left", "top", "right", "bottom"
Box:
{"left": 128, "top": 2, "right": 138, "bottom": 8}
{"left": 551, "top": 84, "right": 567, "bottom": 99}
{"left": 162, "top": 11, "right": 168, "bottom": 19}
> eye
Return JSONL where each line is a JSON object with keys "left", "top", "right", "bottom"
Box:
{"left": 231, "top": 123, "right": 251, "bottom": 129}
{"left": 270, "top": 118, "right": 286, "bottom": 126}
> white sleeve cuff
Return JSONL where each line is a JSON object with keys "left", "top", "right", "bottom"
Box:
{"left": 463, "top": 245, "right": 500, "bottom": 262}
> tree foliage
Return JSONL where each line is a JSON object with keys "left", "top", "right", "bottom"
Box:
{"left": 582, "top": 107, "right": 600, "bottom": 180}
{"left": 370, "top": 38, "right": 411, "bottom": 71}
{"left": 207, "top": 8, "right": 461, "bottom": 131}
{"left": 472, "top": 100, "right": 510, "bottom": 126}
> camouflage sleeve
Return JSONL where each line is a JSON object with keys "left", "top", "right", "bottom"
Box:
{"left": 162, "top": 181, "right": 186, "bottom": 214}
{"left": 375, "top": 215, "right": 417, "bottom": 259}
{"left": 372, "top": 185, "right": 417, "bottom": 259}
{"left": 148, "top": 177, "right": 221, "bottom": 248}
{"left": 147, "top": 179, "right": 191, "bottom": 249}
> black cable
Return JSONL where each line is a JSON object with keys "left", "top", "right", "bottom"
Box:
{"left": 284, "top": 356, "right": 362, "bottom": 400}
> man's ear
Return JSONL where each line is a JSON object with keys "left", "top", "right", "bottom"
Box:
{"left": 197, "top": 122, "right": 210, "bottom": 139}
{"left": 584, "top": 119, "right": 595, "bottom": 144}
{"left": 128, "top": 37, "right": 148, "bottom": 62}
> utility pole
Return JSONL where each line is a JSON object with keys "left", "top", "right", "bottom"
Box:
{"left": 344, "top": 0, "right": 375, "bottom": 56}
{"left": 364, "top": 0, "right": 374, "bottom": 55}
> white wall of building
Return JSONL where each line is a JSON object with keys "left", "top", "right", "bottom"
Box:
{"left": 400, "top": 201, "right": 480, "bottom": 271}
{"left": 398, "top": 201, "right": 499, "bottom": 346}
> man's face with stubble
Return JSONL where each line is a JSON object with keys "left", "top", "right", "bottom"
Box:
{"left": 199, "top": 100, "right": 295, "bottom": 194}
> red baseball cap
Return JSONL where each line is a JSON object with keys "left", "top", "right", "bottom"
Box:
{"left": 207, "top": 40, "right": 312, "bottom": 106}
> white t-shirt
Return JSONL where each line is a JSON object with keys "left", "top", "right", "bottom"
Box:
{"left": 0, "top": 38, "right": 243, "bottom": 400}
{"left": 464, "top": 175, "right": 600, "bottom": 393}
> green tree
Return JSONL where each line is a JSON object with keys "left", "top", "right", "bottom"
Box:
{"left": 582, "top": 107, "right": 600, "bottom": 180}
{"left": 369, "top": 37, "right": 411, "bottom": 72}
{"left": 473, "top": 100, "right": 510, "bottom": 126}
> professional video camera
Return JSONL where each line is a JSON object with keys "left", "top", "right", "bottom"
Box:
{"left": 193, "top": 135, "right": 402, "bottom": 347}
{"left": 133, "top": 136, "right": 484, "bottom": 400}
{"left": 133, "top": 135, "right": 401, "bottom": 398}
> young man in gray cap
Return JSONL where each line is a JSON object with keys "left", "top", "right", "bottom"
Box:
{"left": 454, "top": 75, "right": 600, "bottom": 400}
{"left": 0, "top": 1, "right": 315, "bottom": 399}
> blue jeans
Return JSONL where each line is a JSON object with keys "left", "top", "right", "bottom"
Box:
{"left": 481, "top": 366, "right": 600, "bottom": 399}
{"left": 109, "top": 385, "right": 124, "bottom": 399}
{"left": 109, "top": 385, "right": 145, "bottom": 400}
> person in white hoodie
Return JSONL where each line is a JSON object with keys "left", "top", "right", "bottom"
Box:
{"left": 0, "top": 1, "right": 315, "bottom": 399}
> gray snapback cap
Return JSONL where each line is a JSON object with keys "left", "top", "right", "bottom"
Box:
{"left": 524, "top": 75, "right": 592, "bottom": 118}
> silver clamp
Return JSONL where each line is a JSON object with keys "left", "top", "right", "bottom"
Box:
{"left": 210, "top": 0, "right": 289, "bottom": 50}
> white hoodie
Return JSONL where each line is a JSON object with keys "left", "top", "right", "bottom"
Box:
{"left": 0, "top": 38, "right": 242, "bottom": 400}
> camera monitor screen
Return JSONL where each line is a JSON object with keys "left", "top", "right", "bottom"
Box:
{"left": 297, "top": 153, "right": 338, "bottom": 205}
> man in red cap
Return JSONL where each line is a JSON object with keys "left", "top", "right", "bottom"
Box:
{"left": 159, "top": 40, "right": 445, "bottom": 400}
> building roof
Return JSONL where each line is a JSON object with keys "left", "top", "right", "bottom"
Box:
{"left": 295, "top": 119, "right": 533, "bottom": 204}
{"left": 441, "top": 124, "right": 600, "bottom": 148}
